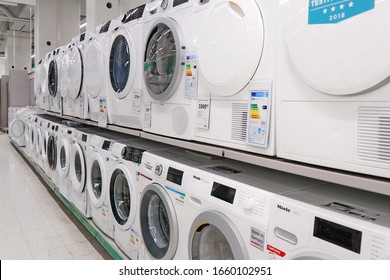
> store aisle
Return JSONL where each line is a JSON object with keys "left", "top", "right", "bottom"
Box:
{"left": 0, "top": 134, "right": 113, "bottom": 260}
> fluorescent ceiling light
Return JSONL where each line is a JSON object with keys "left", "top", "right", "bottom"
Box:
{"left": 80, "top": 22, "right": 87, "bottom": 28}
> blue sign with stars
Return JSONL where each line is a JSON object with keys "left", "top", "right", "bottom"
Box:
{"left": 308, "top": 0, "right": 375, "bottom": 24}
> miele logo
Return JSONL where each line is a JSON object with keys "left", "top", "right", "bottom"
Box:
{"left": 193, "top": 175, "right": 201, "bottom": 181}
{"left": 277, "top": 204, "right": 291, "bottom": 213}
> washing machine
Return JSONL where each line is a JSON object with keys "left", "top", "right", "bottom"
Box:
{"left": 141, "top": 0, "right": 197, "bottom": 140}
{"left": 35, "top": 116, "right": 50, "bottom": 173}
{"left": 40, "top": 52, "right": 52, "bottom": 111}
{"left": 34, "top": 60, "right": 45, "bottom": 110}
{"left": 8, "top": 107, "right": 36, "bottom": 147}
{"left": 107, "top": 4, "right": 146, "bottom": 129}
{"left": 46, "top": 120, "right": 61, "bottom": 188}
{"left": 191, "top": 0, "right": 276, "bottom": 156}
{"left": 276, "top": 0, "right": 390, "bottom": 178}
{"left": 47, "top": 47, "right": 63, "bottom": 115}
{"left": 185, "top": 158, "right": 323, "bottom": 260}
{"left": 86, "top": 130, "right": 136, "bottom": 237}
{"left": 68, "top": 32, "right": 90, "bottom": 120}
{"left": 109, "top": 137, "right": 173, "bottom": 259}
{"left": 28, "top": 115, "right": 40, "bottom": 161}
{"left": 24, "top": 112, "right": 39, "bottom": 158}
{"left": 267, "top": 183, "right": 390, "bottom": 260}
{"left": 59, "top": 43, "right": 73, "bottom": 117}
{"left": 138, "top": 148, "right": 221, "bottom": 260}
{"left": 84, "top": 19, "right": 120, "bottom": 123}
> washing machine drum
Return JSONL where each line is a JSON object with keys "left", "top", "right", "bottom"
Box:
{"left": 48, "top": 60, "right": 58, "bottom": 97}
{"left": 10, "top": 119, "right": 25, "bottom": 139}
{"left": 47, "top": 134, "right": 57, "bottom": 171}
{"left": 285, "top": 0, "right": 390, "bottom": 95}
{"left": 68, "top": 46, "right": 83, "bottom": 99}
{"left": 140, "top": 183, "right": 178, "bottom": 259}
{"left": 109, "top": 34, "right": 131, "bottom": 96}
{"left": 144, "top": 19, "right": 183, "bottom": 101}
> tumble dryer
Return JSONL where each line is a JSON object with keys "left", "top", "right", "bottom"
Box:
{"left": 138, "top": 149, "right": 220, "bottom": 260}
{"left": 109, "top": 137, "right": 173, "bottom": 259}
{"left": 276, "top": 0, "right": 390, "bottom": 178}
{"left": 107, "top": 4, "right": 146, "bottom": 129}
{"left": 86, "top": 130, "right": 136, "bottom": 237}
{"left": 192, "top": 0, "right": 276, "bottom": 155}
{"left": 185, "top": 159, "right": 323, "bottom": 260}
{"left": 84, "top": 19, "right": 120, "bottom": 123}
{"left": 47, "top": 47, "right": 63, "bottom": 115}
{"left": 142, "top": 0, "right": 197, "bottom": 140}
{"left": 266, "top": 183, "right": 390, "bottom": 260}
{"left": 68, "top": 32, "right": 90, "bottom": 119}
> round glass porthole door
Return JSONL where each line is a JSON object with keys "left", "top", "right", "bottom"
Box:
{"left": 87, "top": 152, "right": 106, "bottom": 207}
{"left": 85, "top": 39, "right": 104, "bottom": 99}
{"left": 144, "top": 18, "right": 184, "bottom": 101}
{"left": 140, "top": 183, "right": 178, "bottom": 259}
{"left": 109, "top": 32, "right": 136, "bottom": 98}
{"left": 189, "top": 211, "right": 248, "bottom": 260}
{"left": 109, "top": 164, "right": 137, "bottom": 229}
{"left": 48, "top": 60, "right": 58, "bottom": 97}
{"left": 47, "top": 134, "right": 57, "bottom": 171}
{"left": 68, "top": 47, "right": 83, "bottom": 99}
{"left": 58, "top": 139, "right": 70, "bottom": 178}
{"left": 10, "top": 119, "right": 25, "bottom": 139}
{"left": 70, "top": 144, "right": 85, "bottom": 194}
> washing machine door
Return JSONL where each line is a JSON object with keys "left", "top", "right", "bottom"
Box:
{"left": 87, "top": 151, "right": 107, "bottom": 208}
{"left": 285, "top": 0, "right": 390, "bottom": 95}
{"left": 196, "top": 0, "right": 263, "bottom": 97}
{"left": 41, "top": 129, "right": 49, "bottom": 163}
{"left": 48, "top": 60, "right": 58, "bottom": 97}
{"left": 36, "top": 127, "right": 42, "bottom": 155}
{"left": 85, "top": 38, "right": 104, "bottom": 99}
{"left": 58, "top": 137, "right": 70, "bottom": 178}
{"left": 143, "top": 18, "right": 184, "bottom": 101}
{"left": 109, "top": 29, "right": 136, "bottom": 99}
{"left": 9, "top": 119, "right": 25, "bottom": 141}
{"left": 140, "top": 183, "right": 178, "bottom": 259}
{"left": 189, "top": 211, "right": 248, "bottom": 260}
{"left": 47, "top": 134, "right": 57, "bottom": 171}
{"left": 109, "top": 163, "right": 137, "bottom": 230}
{"left": 70, "top": 143, "right": 86, "bottom": 194}
{"left": 68, "top": 46, "right": 83, "bottom": 99}
{"left": 58, "top": 51, "right": 70, "bottom": 98}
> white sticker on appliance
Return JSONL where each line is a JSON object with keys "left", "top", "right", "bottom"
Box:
{"left": 196, "top": 94, "right": 210, "bottom": 129}
{"left": 98, "top": 98, "right": 108, "bottom": 127}
{"left": 185, "top": 53, "right": 198, "bottom": 99}
{"left": 250, "top": 227, "right": 265, "bottom": 251}
{"left": 132, "top": 91, "right": 141, "bottom": 115}
{"left": 143, "top": 102, "right": 151, "bottom": 128}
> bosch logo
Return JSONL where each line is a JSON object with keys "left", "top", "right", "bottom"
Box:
{"left": 277, "top": 204, "right": 290, "bottom": 213}
{"left": 193, "top": 175, "right": 201, "bottom": 181}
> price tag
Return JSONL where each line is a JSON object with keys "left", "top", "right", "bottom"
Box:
{"left": 196, "top": 96, "right": 210, "bottom": 129}
{"left": 132, "top": 91, "right": 141, "bottom": 115}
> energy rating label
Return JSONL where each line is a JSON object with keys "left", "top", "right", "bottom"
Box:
{"left": 308, "top": 0, "right": 375, "bottom": 25}
{"left": 247, "top": 80, "right": 272, "bottom": 148}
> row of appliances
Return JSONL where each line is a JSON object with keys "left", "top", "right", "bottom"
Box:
{"left": 9, "top": 107, "right": 390, "bottom": 260}
{"left": 33, "top": 0, "right": 390, "bottom": 181}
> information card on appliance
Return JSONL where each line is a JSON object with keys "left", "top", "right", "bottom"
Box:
{"left": 98, "top": 98, "right": 108, "bottom": 127}
{"left": 196, "top": 93, "right": 210, "bottom": 129}
{"left": 247, "top": 80, "right": 272, "bottom": 148}
{"left": 143, "top": 102, "right": 151, "bottom": 128}
{"left": 185, "top": 53, "right": 198, "bottom": 99}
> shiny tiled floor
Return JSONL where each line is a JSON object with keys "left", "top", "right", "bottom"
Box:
{"left": 0, "top": 133, "right": 113, "bottom": 260}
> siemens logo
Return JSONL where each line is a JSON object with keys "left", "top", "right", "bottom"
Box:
{"left": 277, "top": 204, "right": 290, "bottom": 213}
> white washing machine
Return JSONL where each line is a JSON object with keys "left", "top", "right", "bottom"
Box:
{"left": 84, "top": 19, "right": 120, "bottom": 123}
{"left": 192, "top": 0, "right": 276, "bottom": 156}
{"left": 109, "top": 137, "right": 173, "bottom": 259}
{"left": 107, "top": 5, "right": 146, "bottom": 129}
{"left": 185, "top": 159, "right": 323, "bottom": 260}
{"left": 35, "top": 115, "right": 50, "bottom": 174}
{"left": 59, "top": 43, "right": 73, "bottom": 117}
{"left": 34, "top": 60, "right": 45, "bottom": 110}
{"left": 276, "top": 0, "right": 390, "bottom": 178}
{"left": 266, "top": 183, "right": 390, "bottom": 260}
{"left": 9, "top": 107, "right": 36, "bottom": 147}
{"left": 69, "top": 32, "right": 90, "bottom": 120}
{"left": 28, "top": 115, "right": 40, "bottom": 161}
{"left": 86, "top": 130, "right": 135, "bottom": 238}
{"left": 46, "top": 119, "right": 62, "bottom": 188}
{"left": 24, "top": 112, "right": 39, "bottom": 158}
{"left": 138, "top": 148, "right": 221, "bottom": 260}
{"left": 40, "top": 52, "right": 52, "bottom": 111}
{"left": 47, "top": 48, "right": 63, "bottom": 115}
{"left": 57, "top": 125, "right": 78, "bottom": 202}
{"left": 142, "top": 0, "right": 197, "bottom": 140}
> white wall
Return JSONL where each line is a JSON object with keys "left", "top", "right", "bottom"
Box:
{"left": 5, "top": 31, "right": 31, "bottom": 74}
{"left": 0, "top": 58, "right": 6, "bottom": 77}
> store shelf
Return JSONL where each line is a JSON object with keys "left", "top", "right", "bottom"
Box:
{"left": 11, "top": 140, "right": 127, "bottom": 260}
{"left": 45, "top": 111, "right": 390, "bottom": 197}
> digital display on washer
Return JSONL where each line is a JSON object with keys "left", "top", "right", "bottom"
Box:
{"left": 80, "top": 32, "right": 85, "bottom": 42}
{"left": 124, "top": 4, "right": 145, "bottom": 23}
{"left": 81, "top": 134, "right": 87, "bottom": 142}
{"left": 102, "top": 140, "right": 111, "bottom": 151}
{"left": 313, "top": 217, "right": 362, "bottom": 254}
{"left": 122, "top": 146, "right": 146, "bottom": 164}
{"left": 211, "top": 182, "right": 236, "bottom": 204}
{"left": 167, "top": 167, "right": 183, "bottom": 186}
{"left": 173, "top": 0, "right": 189, "bottom": 7}
{"left": 100, "top": 20, "right": 111, "bottom": 34}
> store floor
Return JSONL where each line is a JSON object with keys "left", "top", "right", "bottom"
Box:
{"left": 0, "top": 133, "right": 113, "bottom": 260}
